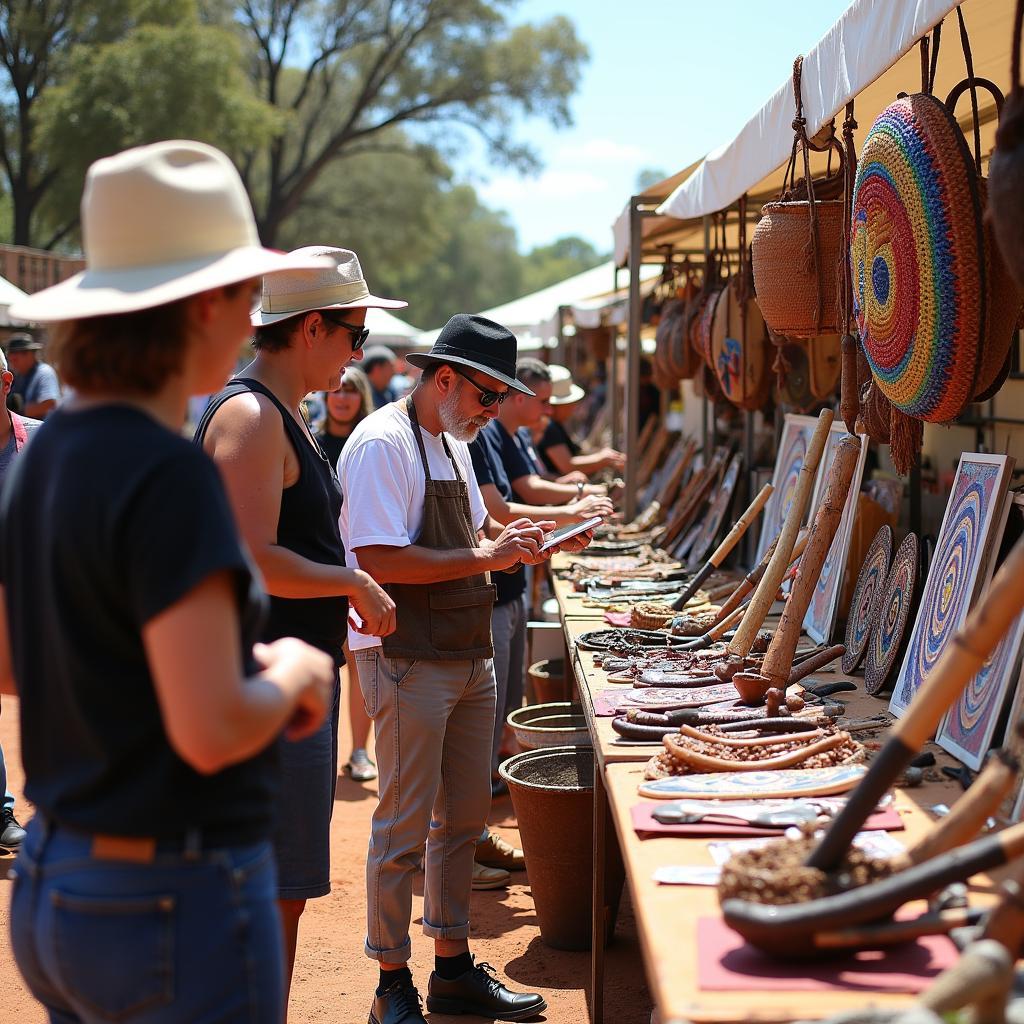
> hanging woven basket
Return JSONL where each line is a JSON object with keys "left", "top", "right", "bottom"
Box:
{"left": 751, "top": 57, "right": 846, "bottom": 338}
{"left": 669, "top": 297, "right": 702, "bottom": 380}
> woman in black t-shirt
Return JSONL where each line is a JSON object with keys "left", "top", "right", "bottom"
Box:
{"left": 0, "top": 142, "right": 335, "bottom": 1024}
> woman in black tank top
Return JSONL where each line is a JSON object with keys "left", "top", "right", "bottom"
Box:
{"left": 195, "top": 243, "right": 403, "bottom": 1005}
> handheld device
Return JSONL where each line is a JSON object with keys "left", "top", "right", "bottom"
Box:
{"left": 539, "top": 515, "right": 603, "bottom": 552}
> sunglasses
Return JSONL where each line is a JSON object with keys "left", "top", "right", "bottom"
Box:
{"left": 321, "top": 312, "right": 370, "bottom": 352}
{"left": 448, "top": 364, "right": 510, "bottom": 407}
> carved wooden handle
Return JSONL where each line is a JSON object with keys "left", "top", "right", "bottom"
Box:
{"left": 806, "top": 533, "right": 1024, "bottom": 872}
{"left": 728, "top": 410, "right": 834, "bottom": 657}
{"left": 759, "top": 434, "right": 862, "bottom": 688}
{"left": 840, "top": 333, "right": 860, "bottom": 434}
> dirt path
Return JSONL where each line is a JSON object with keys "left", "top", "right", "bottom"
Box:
{"left": 0, "top": 680, "right": 653, "bottom": 1023}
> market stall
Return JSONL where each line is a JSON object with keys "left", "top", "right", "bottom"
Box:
{"left": 505, "top": 4, "right": 1024, "bottom": 1021}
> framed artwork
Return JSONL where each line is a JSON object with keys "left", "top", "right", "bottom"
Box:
{"left": 938, "top": 496, "right": 1024, "bottom": 771}
{"left": 756, "top": 414, "right": 817, "bottom": 563}
{"left": 687, "top": 452, "right": 743, "bottom": 569}
{"left": 889, "top": 454, "right": 1014, "bottom": 719}
{"left": 802, "top": 426, "right": 869, "bottom": 645}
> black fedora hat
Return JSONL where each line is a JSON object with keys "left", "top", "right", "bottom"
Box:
{"left": 407, "top": 313, "right": 534, "bottom": 395}
{"left": 5, "top": 333, "right": 42, "bottom": 353}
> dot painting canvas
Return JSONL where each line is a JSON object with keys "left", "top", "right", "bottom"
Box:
{"left": 889, "top": 454, "right": 1014, "bottom": 720}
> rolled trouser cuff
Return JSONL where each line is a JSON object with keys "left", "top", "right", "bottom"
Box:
{"left": 364, "top": 936, "right": 412, "bottom": 963}
{"left": 422, "top": 917, "right": 471, "bottom": 940}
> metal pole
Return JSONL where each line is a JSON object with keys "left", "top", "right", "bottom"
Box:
{"left": 702, "top": 214, "right": 712, "bottom": 463}
{"left": 624, "top": 196, "right": 643, "bottom": 522}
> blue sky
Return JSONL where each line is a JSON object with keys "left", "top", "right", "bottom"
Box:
{"left": 468, "top": 0, "right": 852, "bottom": 253}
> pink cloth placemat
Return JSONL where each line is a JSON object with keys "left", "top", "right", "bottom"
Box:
{"left": 696, "top": 915, "right": 956, "bottom": 992}
{"left": 630, "top": 802, "right": 904, "bottom": 839}
{"left": 604, "top": 611, "right": 633, "bottom": 627}
{"left": 593, "top": 691, "right": 630, "bottom": 716}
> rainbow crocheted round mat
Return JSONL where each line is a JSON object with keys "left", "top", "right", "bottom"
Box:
{"left": 851, "top": 94, "right": 986, "bottom": 423}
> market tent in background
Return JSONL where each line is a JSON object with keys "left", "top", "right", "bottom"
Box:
{"left": 415, "top": 259, "right": 661, "bottom": 353}
{"left": 0, "top": 274, "right": 29, "bottom": 327}
{"left": 364, "top": 307, "right": 421, "bottom": 348}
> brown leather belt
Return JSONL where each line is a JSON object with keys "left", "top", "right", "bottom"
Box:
{"left": 90, "top": 834, "right": 158, "bottom": 863}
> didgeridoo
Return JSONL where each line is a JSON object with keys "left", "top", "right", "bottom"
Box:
{"left": 712, "top": 529, "right": 809, "bottom": 627}
{"left": 805, "top": 532, "right": 1024, "bottom": 872}
{"left": 727, "top": 410, "right": 833, "bottom": 659}
{"left": 670, "top": 484, "right": 774, "bottom": 611}
{"left": 732, "top": 435, "right": 862, "bottom": 703}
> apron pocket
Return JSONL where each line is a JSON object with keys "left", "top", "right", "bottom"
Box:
{"left": 428, "top": 584, "right": 497, "bottom": 653}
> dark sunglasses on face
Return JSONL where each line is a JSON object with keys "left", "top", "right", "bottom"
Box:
{"left": 448, "top": 364, "right": 511, "bottom": 407}
{"left": 320, "top": 311, "right": 370, "bottom": 352}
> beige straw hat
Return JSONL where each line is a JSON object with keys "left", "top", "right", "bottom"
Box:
{"left": 9, "top": 140, "right": 333, "bottom": 323}
{"left": 548, "top": 364, "right": 586, "bottom": 405}
{"left": 252, "top": 245, "right": 406, "bottom": 326}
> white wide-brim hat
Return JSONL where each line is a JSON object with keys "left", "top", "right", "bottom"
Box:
{"left": 548, "top": 364, "right": 586, "bottom": 405}
{"left": 9, "top": 140, "right": 333, "bottom": 323}
{"left": 252, "top": 245, "right": 407, "bottom": 326}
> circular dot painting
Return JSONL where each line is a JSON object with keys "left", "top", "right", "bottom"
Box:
{"left": 864, "top": 532, "right": 918, "bottom": 696}
{"left": 843, "top": 525, "right": 893, "bottom": 674}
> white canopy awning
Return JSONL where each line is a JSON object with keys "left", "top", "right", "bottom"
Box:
{"left": 658, "top": 0, "right": 1007, "bottom": 222}
{"left": 365, "top": 307, "right": 420, "bottom": 347}
{"left": 415, "top": 260, "right": 661, "bottom": 350}
{"left": 0, "top": 274, "right": 29, "bottom": 326}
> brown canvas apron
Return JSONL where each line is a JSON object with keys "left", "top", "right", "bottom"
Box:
{"left": 380, "top": 398, "right": 496, "bottom": 661}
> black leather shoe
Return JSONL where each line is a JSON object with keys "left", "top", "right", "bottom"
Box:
{"left": 0, "top": 808, "right": 25, "bottom": 851}
{"left": 368, "top": 975, "right": 426, "bottom": 1024}
{"left": 427, "top": 960, "right": 547, "bottom": 1021}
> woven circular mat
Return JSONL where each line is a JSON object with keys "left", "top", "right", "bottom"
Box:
{"left": 864, "top": 531, "right": 919, "bottom": 696}
{"left": 852, "top": 94, "right": 985, "bottom": 422}
{"left": 842, "top": 525, "right": 894, "bottom": 674}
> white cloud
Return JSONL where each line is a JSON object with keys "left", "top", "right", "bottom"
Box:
{"left": 479, "top": 169, "right": 610, "bottom": 204}
{"left": 556, "top": 138, "right": 648, "bottom": 164}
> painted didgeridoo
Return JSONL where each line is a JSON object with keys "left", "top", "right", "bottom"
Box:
{"left": 726, "top": 410, "right": 833, "bottom": 660}
{"left": 805, "top": 532, "right": 1024, "bottom": 872}
{"left": 731, "top": 435, "right": 862, "bottom": 704}
{"left": 670, "top": 483, "right": 774, "bottom": 611}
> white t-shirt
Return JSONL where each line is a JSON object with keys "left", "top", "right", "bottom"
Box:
{"left": 338, "top": 401, "right": 488, "bottom": 651}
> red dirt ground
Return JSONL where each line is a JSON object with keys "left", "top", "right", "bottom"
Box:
{"left": 0, "top": 681, "right": 653, "bottom": 1023}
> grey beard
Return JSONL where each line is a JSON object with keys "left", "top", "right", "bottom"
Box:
{"left": 438, "top": 385, "right": 485, "bottom": 442}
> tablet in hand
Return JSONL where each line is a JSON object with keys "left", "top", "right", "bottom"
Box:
{"left": 539, "top": 516, "right": 603, "bottom": 552}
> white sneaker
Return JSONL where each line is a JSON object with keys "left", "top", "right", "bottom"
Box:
{"left": 347, "top": 748, "right": 378, "bottom": 782}
{"left": 471, "top": 861, "right": 511, "bottom": 890}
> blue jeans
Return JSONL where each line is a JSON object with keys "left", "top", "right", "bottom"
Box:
{"left": 10, "top": 818, "right": 283, "bottom": 1023}
{"left": 1, "top": 740, "right": 14, "bottom": 813}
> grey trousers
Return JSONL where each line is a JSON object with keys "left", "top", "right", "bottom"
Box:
{"left": 490, "top": 595, "right": 527, "bottom": 774}
{"left": 353, "top": 649, "right": 495, "bottom": 962}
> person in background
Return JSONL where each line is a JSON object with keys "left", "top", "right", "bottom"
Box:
{"left": 537, "top": 364, "right": 625, "bottom": 479}
{"left": 485, "top": 358, "right": 610, "bottom": 509}
{"left": 362, "top": 344, "right": 398, "bottom": 408}
{"left": 0, "top": 345, "right": 39, "bottom": 853}
{"left": 5, "top": 334, "right": 61, "bottom": 419}
{"left": 1, "top": 139, "right": 336, "bottom": 1024}
{"left": 340, "top": 315, "right": 589, "bottom": 1024}
{"left": 315, "top": 364, "right": 379, "bottom": 783}
{"left": 197, "top": 246, "right": 400, "bottom": 1013}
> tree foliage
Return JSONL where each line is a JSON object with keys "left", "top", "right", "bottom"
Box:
{"left": 232, "top": 0, "right": 587, "bottom": 243}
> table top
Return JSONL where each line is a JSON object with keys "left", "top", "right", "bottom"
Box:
{"left": 602, "top": 761, "right": 990, "bottom": 1024}
{"left": 554, "top": 575, "right": 991, "bottom": 1023}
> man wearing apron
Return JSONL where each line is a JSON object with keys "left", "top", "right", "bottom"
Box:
{"left": 339, "top": 315, "right": 557, "bottom": 1024}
